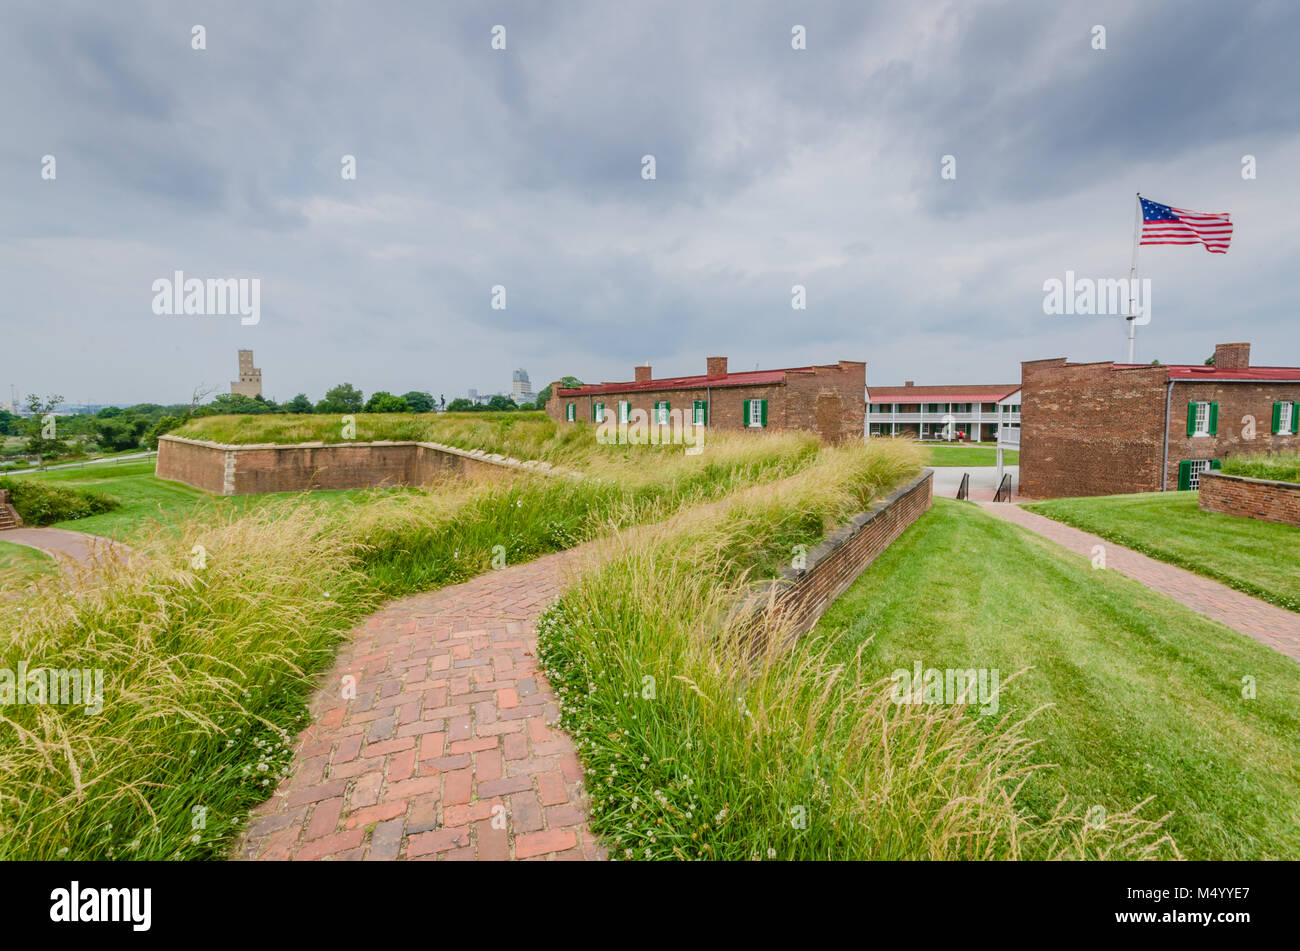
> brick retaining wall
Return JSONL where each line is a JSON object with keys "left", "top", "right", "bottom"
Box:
{"left": 1198, "top": 471, "right": 1300, "bottom": 527}
{"left": 740, "top": 469, "right": 934, "bottom": 650}
{"left": 156, "top": 435, "right": 572, "bottom": 495}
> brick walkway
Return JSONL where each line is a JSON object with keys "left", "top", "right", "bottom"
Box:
{"left": 979, "top": 503, "right": 1300, "bottom": 661}
{"left": 238, "top": 544, "right": 608, "bottom": 861}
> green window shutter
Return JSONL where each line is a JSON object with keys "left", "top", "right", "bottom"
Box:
{"left": 742, "top": 399, "right": 750, "bottom": 425}
{"left": 1186, "top": 401, "right": 1197, "bottom": 436}
{"left": 1208, "top": 402, "right": 1219, "bottom": 435}
{"left": 1294, "top": 402, "right": 1300, "bottom": 434}
{"left": 760, "top": 399, "right": 768, "bottom": 427}
{"left": 1210, "top": 459, "right": 1222, "bottom": 470}
{"left": 1272, "top": 402, "right": 1282, "bottom": 434}
{"left": 704, "top": 401, "right": 709, "bottom": 425}
{"left": 1177, "top": 460, "right": 1191, "bottom": 491}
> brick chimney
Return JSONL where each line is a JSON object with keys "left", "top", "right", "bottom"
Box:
{"left": 1213, "top": 342, "right": 1251, "bottom": 370}
{"left": 634, "top": 364, "right": 652, "bottom": 383}
{"left": 904, "top": 381, "right": 914, "bottom": 387}
{"left": 706, "top": 356, "right": 728, "bottom": 378}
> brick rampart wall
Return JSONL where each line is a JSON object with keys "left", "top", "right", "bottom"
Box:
{"left": 1198, "top": 471, "right": 1300, "bottom": 527}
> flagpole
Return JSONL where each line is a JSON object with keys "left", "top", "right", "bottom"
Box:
{"left": 1126, "top": 192, "right": 1141, "bottom": 362}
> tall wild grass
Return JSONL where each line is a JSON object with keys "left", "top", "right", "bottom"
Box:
{"left": 1221, "top": 449, "right": 1300, "bottom": 484}
{"left": 0, "top": 428, "right": 818, "bottom": 858}
{"left": 536, "top": 439, "right": 1180, "bottom": 859}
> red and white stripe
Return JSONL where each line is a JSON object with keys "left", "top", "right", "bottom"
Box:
{"left": 1141, "top": 206, "right": 1233, "bottom": 254}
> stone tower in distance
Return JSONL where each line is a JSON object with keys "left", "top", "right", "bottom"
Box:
{"left": 231, "top": 349, "right": 263, "bottom": 398}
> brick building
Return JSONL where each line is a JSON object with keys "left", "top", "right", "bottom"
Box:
{"left": 1021, "top": 342, "right": 1300, "bottom": 498}
{"left": 545, "top": 356, "right": 865, "bottom": 442}
{"left": 867, "top": 382, "right": 1020, "bottom": 442}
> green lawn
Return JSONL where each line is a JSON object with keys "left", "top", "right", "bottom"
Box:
{"left": 0, "top": 539, "right": 56, "bottom": 580}
{"left": 814, "top": 499, "right": 1300, "bottom": 860}
{"left": 924, "top": 445, "right": 1018, "bottom": 467}
{"left": 10, "top": 458, "right": 390, "bottom": 541}
{"left": 1023, "top": 491, "right": 1300, "bottom": 613}
{"left": 16, "top": 459, "right": 214, "bottom": 541}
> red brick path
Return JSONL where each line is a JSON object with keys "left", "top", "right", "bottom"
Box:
{"left": 238, "top": 545, "right": 607, "bottom": 861}
{"left": 979, "top": 503, "right": 1300, "bottom": 661}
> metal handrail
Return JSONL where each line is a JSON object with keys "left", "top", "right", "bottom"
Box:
{"left": 956, "top": 472, "right": 970, "bottom": 501}
{"left": 993, "top": 472, "right": 1013, "bottom": 503}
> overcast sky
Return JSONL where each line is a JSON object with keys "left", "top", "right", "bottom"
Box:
{"left": 2, "top": 0, "right": 1297, "bottom": 407}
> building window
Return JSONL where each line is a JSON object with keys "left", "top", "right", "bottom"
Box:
{"left": 743, "top": 398, "right": 767, "bottom": 428}
{"left": 593, "top": 402, "right": 605, "bottom": 423}
{"left": 618, "top": 401, "right": 630, "bottom": 424}
{"left": 655, "top": 401, "right": 670, "bottom": 425}
{"left": 1188, "top": 400, "right": 1218, "bottom": 437}
{"left": 692, "top": 400, "right": 707, "bottom": 425}
{"left": 1178, "top": 458, "right": 1218, "bottom": 490}
{"left": 565, "top": 403, "right": 575, "bottom": 422}
{"left": 1273, "top": 401, "right": 1298, "bottom": 435}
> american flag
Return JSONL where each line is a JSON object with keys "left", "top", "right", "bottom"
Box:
{"left": 1139, "top": 196, "right": 1233, "bottom": 253}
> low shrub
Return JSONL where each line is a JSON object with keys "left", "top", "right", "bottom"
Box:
{"left": 0, "top": 477, "right": 121, "bottom": 525}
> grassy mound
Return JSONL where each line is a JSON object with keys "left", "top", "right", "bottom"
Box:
{"left": 536, "top": 439, "right": 1178, "bottom": 859}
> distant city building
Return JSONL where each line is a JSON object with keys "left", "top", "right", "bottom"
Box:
{"left": 467, "top": 387, "right": 508, "bottom": 406}
{"left": 511, "top": 368, "right": 535, "bottom": 405}
{"left": 231, "top": 349, "right": 262, "bottom": 398}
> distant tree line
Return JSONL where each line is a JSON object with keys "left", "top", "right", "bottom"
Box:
{"left": 0, "top": 394, "right": 194, "bottom": 467}
{"left": 2, "top": 379, "right": 576, "bottom": 466}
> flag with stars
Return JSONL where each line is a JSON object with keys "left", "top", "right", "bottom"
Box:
{"left": 1139, "top": 196, "right": 1233, "bottom": 253}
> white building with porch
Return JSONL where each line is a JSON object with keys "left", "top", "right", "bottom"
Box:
{"left": 866, "top": 382, "right": 1021, "bottom": 443}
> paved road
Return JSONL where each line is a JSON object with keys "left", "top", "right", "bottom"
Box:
{"left": 980, "top": 503, "right": 1300, "bottom": 662}
{"left": 3, "top": 451, "right": 155, "bottom": 477}
{"left": 0, "top": 527, "right": 131, "bottom": 572}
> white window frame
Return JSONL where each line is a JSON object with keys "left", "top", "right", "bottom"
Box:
{"left": 594, "top": 402, "right": 604, "bottom": 423}
{"left": 1187, "top": 459, "right": 1211, "bottom": 489}
{"left": 1192, "top": 401, "right": 1210, "bottom": 437}
{"left": 618, "top": 401, "right": 630, "bottom": 424}
{"left": 1281, "top": 401, "right": 1294, "bottom": 435}
{"left": 692, "top": 401, "right": 706, "bottom": 425}
{"left": 655, "top": 401, "right": 669, "bottom": 425}
{"left": 748, "top": 400, "right": 763, "bottom": 428}
{"left": 565, "top": 403, "right": 575, "bottom": 422}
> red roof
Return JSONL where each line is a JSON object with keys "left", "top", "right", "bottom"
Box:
{"left": 867, "top": 383, "right": 1020, "bottom": 403}
{"left": 557, "top": 367, "right": 813, "bottom": 396}
{"left": 1113, "top": 365, "right": 1300, "bottom": 382}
